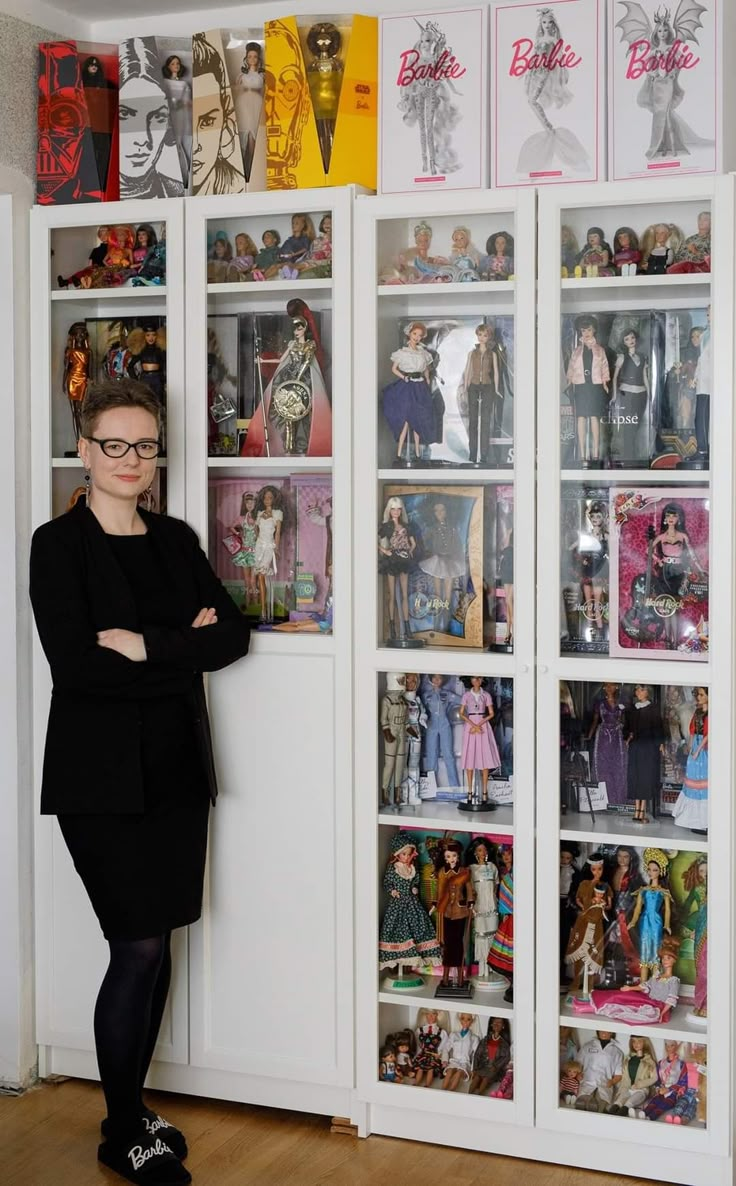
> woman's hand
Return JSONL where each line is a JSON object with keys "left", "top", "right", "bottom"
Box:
{"left": 192, "top": 607, "right": 218, "bottom": 628}
{"left": 96, "top": 629, "right": 147, "bottom": 662}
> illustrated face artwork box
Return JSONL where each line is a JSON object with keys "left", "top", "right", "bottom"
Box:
{"left": 609, "top": 487, "right": 709, "bottom": 660}
{"left": 608, "top": 0, "right": 721, "bottom": 179}
{"left": 379, "top": 7, "right": 488, "bottom": 193}
{"left": 118, "top": 37, "right": 185, "bottom": 199}
{"left": 491, "top": 0, "right": 605, "bottom": 187}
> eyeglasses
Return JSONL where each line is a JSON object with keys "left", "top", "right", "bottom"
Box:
{"left": 86, "top": 437, "right": 161, "bottom": 459}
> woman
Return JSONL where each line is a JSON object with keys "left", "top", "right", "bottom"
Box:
{"left": 118, "top": 38, "right": 185, "bottom": 199}
{"left": 233, "top": 41, "right": 264, "bottom": 181}
{"left": 191, "top": 32, "right": 245, "bottom": 195}
{"left": 29, "top": 379, "right": 250, "bottom": 1185}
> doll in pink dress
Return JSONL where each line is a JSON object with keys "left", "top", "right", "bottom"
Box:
{"left": 459, "top": 677, "right": 501, "bottom": 806}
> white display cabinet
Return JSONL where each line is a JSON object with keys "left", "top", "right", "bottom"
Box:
{"left": 536, "top": 177, "right": 735, "bottom": 1186}
{"left": 353, "top": 189, "right": 537, "bottom": 1147}
{"left": 29, "top": 199, "right": 188, "bottom": 1069}
{"left": 183, "top": 187, "right": 355, "bottom": 1113}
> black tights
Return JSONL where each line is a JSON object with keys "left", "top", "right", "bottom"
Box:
{"left": 94, "top": 932, "right": 172, "bottom": 1137}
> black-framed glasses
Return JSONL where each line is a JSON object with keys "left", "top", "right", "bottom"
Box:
{"left": 86, "top": 437, "right": 161, "bottom": 460}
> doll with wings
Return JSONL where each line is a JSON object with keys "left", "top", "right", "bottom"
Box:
{"left": 616, "top": 1, "right": 714, "bottom": 161}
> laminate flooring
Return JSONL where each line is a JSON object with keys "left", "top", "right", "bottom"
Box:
{"left": 0, "top": 1078, "right": 666, "bottom": 1186}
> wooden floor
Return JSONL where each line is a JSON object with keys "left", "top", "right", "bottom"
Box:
{"left": 0, "top": 1078, "right": 665, "bottom": 1186}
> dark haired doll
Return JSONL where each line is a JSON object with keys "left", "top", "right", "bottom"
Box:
{"left": 133, "top": 223, "right": 158, "bottom": 271}
{"left": 613, "top": 227, "right": 641, "bottom": 276}
{"left": 576, "top": 227, "right": 615, "bottom": 277}
{"left": 431, "top": 838, "right": 475, "bottom": 991}
{"left": 469, "top": 1016, "right": 511, "bottom": 1095}
{"left": 566, "top": 315, "right": 610, "bottom": 466}
{"left": 234, "top": 41, "right": 264, "bottom": 180}
{"left": 252, "top": 229, "right": 282, "bottom": 279}
{"left": 81, "top": 55, "right": 117, "bottom": 190}
{"left": 483, "top": 231, "right": 514, "bottom": 281}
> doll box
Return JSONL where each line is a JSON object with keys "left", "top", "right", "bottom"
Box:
{"left": 264, "top": 14, "right": 377, "bottom": 191}
{"left": 607, "top": 0, "right": 736, "bottom": 179}
{"left": 490, "top": 0, "right": 606, "bottom": 188}
{"left": 37, "top": 41, "right": 120, "bottom": 205}
{"left": 118, "top": 37, "right": 185, "bottom": 200}
{"left": 378, "top": 7, "right": 488, "bottom": 194}
{"left": 192, "top": 30, "right": 267, "bottom": 196}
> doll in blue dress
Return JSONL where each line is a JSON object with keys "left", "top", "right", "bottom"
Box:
{"left": 628, "top": 847, "right": 673, "bottom": 981}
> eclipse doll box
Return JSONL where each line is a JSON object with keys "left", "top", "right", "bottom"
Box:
{"left": 379, "top": 7, "right": 488, "bottom": 194}
{"left": 490, "top": 0, "right": 606, "bottom": 188}
{"left": 607, "top": 0, "right": 736, "bottom": 179}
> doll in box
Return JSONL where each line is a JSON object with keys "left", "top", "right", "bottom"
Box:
{"left": 63, "top": 321, "right": 91, "bottom": 444}
{"left": 608, "top": 1036, "right": 658, "bottom": 1115}
{"left": 224, "top": 491, "right": 258, "bottom": 606}
{"left": 575, "top": 227, "right": 615, "bottom": 277}
{"left": 378, "top": 497, "right": 418, "bottom": 645}
{"left": 233, "top": 42, "right": 264, "bottom": 182}
{"left": 191, "top": 32, "right": 244, "bottom": 196}
{"left": 413, "top": 1008, "right": 450, "bottom": 1088}
{"left": 640, "top": 223, "right": 682, "bottom": 274}
{"left": 423, "top": 675, "right": 460, "bottom": 789}
{"left": 613, "top": 227, "right": 641, "bottom": 276}
{"left": 442, "top": 1013, "right": 480, "bottom": 1091}
{"left": 650, "top": 502, "right": 707, "bottom": 651}
{"left": 559, "top": 1058, "right": 583, "bottom": 1105}
{"left": 516, "top": 6, "right": 590, "bottom": 175}
{"left": 431, "top": 838, "right": 475, "bottom": 992}
{"left": 253, "top": 485, "right": 283, "bottom": 622}
{"left": 469, "top": 1017, "right": 510, "bottom": 1095}
{"left": 669, "top": 211, "right": 711, "bottom": 275}
{"left": 129, "top": 322, "right": 166, "bottom": 404}
{"left": 398, "top": 19, "right": 460, "bottom": 179}
{"left": 566, "top": 316, "right": 610, "bottom": 466}
{"left": 161, "top": 55, "right": 192, "bottom": 185}
{"left": 642, "top": 1041, "right": 687, "bottom": 1122}
{"left": 462, "top": 324, "right": 501, "bottom": 466}
{"left": 379, "top": 833, "right": 442, "bottom": 979}
{"left": 611, "top": 328, "right": 650, "bottom": 464}
{"left": 227, "top": 232, "right": 258, "bottom": 282}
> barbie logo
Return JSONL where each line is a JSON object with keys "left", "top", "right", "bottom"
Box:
{"left": 508, "top": 37, "right": 581, "bottom": 77}
{"left": 625, "top": 37, "right": 700, "bottom": 79}
{"left": 395, "top": 47, "right": 466, "bottom": 86}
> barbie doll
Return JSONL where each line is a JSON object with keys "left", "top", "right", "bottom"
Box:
{"left": 442, "top": 1013, "right": 480, "bottom": 1091}
{"left": 483, "top": 231, "right": 514, "bottom": 281}
{"left": 586, "top": 683, "right": 627, "bottom": 806}
{"left": 431, "top": 838, "right": 475, "bottom": 992}
{"left": 651, "top": 502, "right": 706, "bottom": 649}
{"left": 378, "top": 497, "right": 420, "bottom": 646}
{"left": 516, "top": 7, "right": 590, "bottom": 174}
{"left": 488, "top": 846, "right": 514, "bottom": 1001}
{"left": 402, "top": 672, "right": 426, "bottom": 806}
{"left": 566, "top": 316, "right": 610, "bottom": 466}
{"left": 418, "top": 501, "right": 465, "bottom": 628}
{"left": 225, "top": 491, "right": 258, "bottom": 606}
{"left": 612, "top": 227, "right": 641, "bottom": 276}
{"left": 413, "top": 1008, "right": 450, "bottom": 1087}
{"left": 591, "top": 936, "right": 681, "bottom": 1025}
{"left": 233, "top": 42, "right": 264, "bottom": 181}
{"left": 208, "top": 231, "right": 233, "bottom": 284}
{"left": 382, "top": 322, "right": 434, "bottom": 465}
{"left": 63, "top": 322, "right": 91, "bottom": 445}
{"left": 608, "top": 1036, "right": 658, "bottom": 1115}
{"left": 571, "top": 501, "right": 609, "bottom": 638}
{"left": 57, "top": 226, "right": 110, "bottom": 289}
{"left": 642, "top": 1041, "right": 687, "bottom": 1121}
{"left": 605, "top": 846, "right": 643, "bottom": 981}
{"left": 253, "top": 485, "right": 283, "bottom": 622}
{"left": 575, "top": 1031, "right": 623, "bottom": 1111}
{"left": 469, "top": 1017, "right": 510, "bottom": 1095}
{"left": 459, "top": 677, "right": 501, "bottom": 808}
{"left": 669, "top": 211, "right": 710, "bottom": 275}
{"left": 625, "top": 685, "right": 664, "bottom": 825}
{"left": 161, "top": 55, "right": 192, "bottom": 186}
{"left": 448, "top": 226, "right": 482, "bottom": 281}
{"left": 227, "top": 232, "right": 258, "bottom": 282}
{"left": 379, "top": 833, "right": 442, "bottom": 977}
{"left": 380, "top": 673, "right": 408, "bottom": 806}
{"left": 422, "top": 675, "right": 460, "bottom": 787}
{"left": 680, "top": 856, "right": 707, "bottom": 1019}
{"left": 612, "top": 328, "right": 650, "bottom": 464}
{"left": 575, "top": 227, "right": 615, "bottom": 276}
{"left": 132, "top": 224, "right": 157, "bottom": 271}
{"left": 462, "top": 324, "right": 501, "bottom": 465}
{"left": 693, "top": 304, "right": 711, "bottom": 460}
{"left": 565, "top": 882, "right": 610, "bottom": 996}
{"left": 628, "top": 849, "right": 672, "bottom": 982}
{"left": 640, "top": 223, "right": 682, "bottom": 274}
{"left": 466, "top": 837, "right": 499, "bottom": 981}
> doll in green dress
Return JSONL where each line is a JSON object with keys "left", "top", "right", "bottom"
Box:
{"left": 379, "top": 831, "right": 442, "bottom": 978}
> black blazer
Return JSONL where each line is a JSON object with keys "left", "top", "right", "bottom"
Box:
{"left": 30, "top": 501, "right": 250, "bottom": 815}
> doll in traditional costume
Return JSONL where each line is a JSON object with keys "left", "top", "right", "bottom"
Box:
{"left": 611, "top": 328, "right": 650, "bottom": 464}
{"left": 566, "top": 882, "right": 610, "bottom": 997}
{"left": 431, "top": 839, "right": 475, "bottom": 991}
{"left": 253, "top": 485, "right": 283, "bottom": 623}
{"left": 379, "top": 833, "right": 442, "bottom": 980}
{"left": 129, "top": 322, "right": 166, "bottom": 405}
{"left": 441, "top": 1013, "right": 480, "bottom": 1091}
{"left": 462, "top": 324, "right": 501, "bottom": 466}
{"left": 672, "top": 687, "right": 708, "bottom": 834}
{"left": 680, "top": 856, "right": 707, "bottom": 1019}
{"left": 467, "top": 836, "right": 499, "bottom": 982}
{"left": 640, "top": 222, "right": 682, "bottom": 274}
{"left": 628, "top": 849, "right": 672, "bottom": 983}
{"left": 488, "top": 845, "right": 514, "bottom": 1001}
{"left": 607, "top": 1035, "right": 658, "bottom": 1115}
{"left": 233, "top": 42, "right": 264, "bottom": 181}
{"left": 642, "top": 1041, "right": 688, "bottom": 1121}
{"left": 668, "top": 211, "right": 711, "bottom": 275}
{"left": 413, "top": 1007, "right": 450, "bottom": 1087}
{"left": 417, "top": 501, "right": 465, "bottom": 626}
{"left": 469, "top": 1016, "right": 510, "bottom": 1095}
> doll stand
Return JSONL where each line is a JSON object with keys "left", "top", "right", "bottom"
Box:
{"left": 434, "top": 977, "right": 474, "bottom": 1001}
{"left": 458, "top": 771, "right": 498, "bottom": 814}
{"left": 472, "top": 970, "right": 509, "bottom": 994}
{"left": 382, "top": 968, "right": 425, "bottom": 992}
{"left": 686, "top": 1008, "right": 708, "bottom": 1028}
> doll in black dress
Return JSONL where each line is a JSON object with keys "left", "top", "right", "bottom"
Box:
{"left": 30, "top": 379, "right": 250, "bottom": 1186}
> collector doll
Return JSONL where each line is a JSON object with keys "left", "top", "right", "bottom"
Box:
{"left": 559, "top": 1058, "right": 583, "bottom": 1105}
{"left": 233, "top": 42, "right": 264, "bottom": 182}
{"left": 469, "top": 1017, "right": 510, "bottom": 1095}
{"left": 132, "top": 227, "right": 166, "bottom": 287}
{"left": 628, "top": 849, "right": 673, "bottom": 984}
{"left": 81, "top": 224, "right": 136, "bottom": 288}
{"left": 575, "top": 227, "right": 615, "bottom": 277}
{"left": 692, "top": 304, "right": 711, "bottom": 461}
{"left": 566, "top": 315, "right": 610, "bottom": 467}
{"left": 379, "top": 833, "right": 442, "bottom": 982}
{"left": 606, "top": 846, "right": 643, "bottom": 982}
{"left": 590, "top": 936, "right": 681, "bottom": 1025}
{"left": 63, "top": 321, "right": 91, "bottom": 448}
{"left": 417, "top": 501, "right": 465, "bottom": 630}
{"left": 565, "top": 882, "right": 610, "bottom": 998}
{"left": 442, "top": 1013, "right": 480, "bottom": 1091}
{"left": 402, "top": 672, "right": 426, "bottom": 806}
{"left": 390, "top": 1028, "right": 416, "bottom": 1081}
{"left": 380, "top": 673, "right": 408, "bottom": 806}
{"left": 377, "top": 496, "right": 422, "bottom": 648}
{"left": 560, "top": 225, "right": 579, "bottom": 277}
{"left": 431, "top": 838, "right": 475, "bottom": 995}
{"left": 466, "top": 836, "right": 500, "bottom": 985}
{"left": 413, "top": 1008, "right": 450, "bottom": 1088}
{"left": 224, "top": 490, "right": 258, "bottom": 607}
{"left": 607, "top": 1036, "right": 658, "bottom": 1115}
{"left": 650, "top": 502, "right": 706, "bottom": 649}
{"left": 668, "top": 211, "right": 711, "bottom": 275}
{"left": 132, "top": 224, "right": 157, "bottom": 271}
{"left": 129, "top": 322, "right": 166, "bottom": 405}
{"left": 449, "top": 226, "right": 482, "bottom": 282}
{"left": 640, "top": 223, "right": 682, "bottom": 274}
{"left": 611, "top": 328, "right": 650, "bottom": 465}
{"left": 382, "top": 322, "right": 434, "bottom": 466}
{"left": 295, "top": 213, "right": 332, "bottom": 280}
{"left": 227, "top": 232, "right": 258, "bottom": 282}
{"left": 612, "top": 227, "right": 641, "bottom": 276}
{"left": 462, "top": 324, "right": 501, "bottom": 466}
{"left": 208, "top": 231, "right": 233, "bottom": 283}
{"left": 459, "top": 677, "right": 501, "bottom": 811}
{"left": 680, "top": 855, "right": 707, "bottom": 1020}
{"left": 269, "top": 213, "right": 315, "bottom": 278}
{"left": 575, "top": 1030, "right": 623, "bottom": 1112}
{"left": 488, "top": 845, "right": 514, "bottom": 1001}
{"left": 253, "top": 485, "right": 283, "bottom": 623}
{"left": 569, "top": 501, "right": 609, "bottom": 641}
{"left": 422, "top": 675, "right": 460, "bottom": 788}
{"left": 161, "top": 55, "right": 192, "bottom": 185}
{"left": 624, "top": 685, "right": 664, "bottom": 825}
{"left": 586, "top": 683, "right": 627, "bottom": 807}
{"left": 483, "top": 231, "right": 514, "bottom": 281}
{"left": 641, "top": 1041, "right": 688, "bottom": 1122}
{"left": 306, "top": 22, "right": 343, "bottom": 174}
{"left": 57, "top": 225, "right": 110, "bottom": 289}
{"left": 251, "top": 230, "right": 281, "bottom": 280}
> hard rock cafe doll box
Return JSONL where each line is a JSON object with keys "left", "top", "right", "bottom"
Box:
{"left": 608, "top": 0, "right": 736, "bottom": 180}
{"left": 490, "top": 0, "right": 606, "bottom": 188}
{"left": 379, "top": 7, "right": 488, "bottom": 194}
{"left": 264, "top": 15, "right": 377, "bottom": 191}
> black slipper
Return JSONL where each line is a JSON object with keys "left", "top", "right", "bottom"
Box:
{"left": 102, "top": 1110, "right": 188, "bottom": 1161}
{"left": 98, "top": 1128, "right": 191, "bottom": 1185}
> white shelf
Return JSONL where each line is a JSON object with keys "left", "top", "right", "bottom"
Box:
{"left": 379, "top": 982, "right": 513, "bottom": 1019}
{"left": 208, "top": 456, "right": 332, "bottom": 472}
{"left": 561, "top": 274, "right": 710, "bottom": 291}
{"left": 378, "top": 281, "right": 515, "bottom": 298}
{"left": 561, "top": 469, "right": 709, "bottom": 484}
{"left": 561, "top": 811, "right": 708, "bottom": 851}
{"left": 250, "top": 628, "right": 335, "bottom": 656}
{"left": 378, "top": 801, "right": 514, "bottom": 835}
{"left": 51, "top": 286, "right": 167, "bottom": 301}
{"left": 207, "top": 279, "right": 332, "bottom": 297}
{"left": 372, "top": 649, "right": 517, "bottom": 678}
{"left": 559, "top": 1001, "right": 708, "bottom": 1045}
{"left": 378, "top": 468, "right": 512, "bottom": 483}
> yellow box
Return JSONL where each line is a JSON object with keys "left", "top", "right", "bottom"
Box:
{"left": 264, "top": 14, "right": 377, "bottom": 190}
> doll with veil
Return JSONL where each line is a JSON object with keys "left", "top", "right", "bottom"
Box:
{"left": 516, "top": 7, "right": 590, "bottom": 175}
{"left": 398, "top": 18, "right": 462, "bottom": 177}
{"left": 243, "top": 299, "right": 331, "bottom": 458}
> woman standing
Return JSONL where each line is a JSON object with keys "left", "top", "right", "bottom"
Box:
{"left": 30, "top": 380, "right": 250, "bottom": 1185}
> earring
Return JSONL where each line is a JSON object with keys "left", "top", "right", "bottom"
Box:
{"left": 140, "top": 485, "right": 155, "bottom": 513}
{"left": 84, "top": 471, "right": 91, "bottom": 506}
